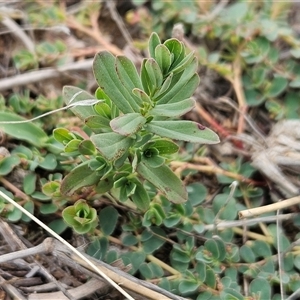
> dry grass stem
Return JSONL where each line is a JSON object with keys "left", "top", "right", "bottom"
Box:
{"left": 0, "top": 59, "right": 93, "bottom": 91}
{"left": 239, "top": 195, "right": 300, "bottom": 218}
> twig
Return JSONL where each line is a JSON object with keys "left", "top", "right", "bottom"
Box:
{"left": 195, "top": 102, "right": 230, "bottom": 138}
{"left": 213, "top": 181, "right": 238, "bottom": 234}
{"left": 28, "top": 278, "right": 108, "bottom": 300}
{"left": 28, "top": 278, "right": 105, "bottom": 300}
{"left": 219, "top": 97, "right": 267, "bottom": 144}
{"left": 0, "top": 275, "right": 27, "bottom": 300}
{"left": 0, "top": 219, "right": 76, "bottom": 300}
{"left": 277, "top": 209, "right": 285, "bottom": 299}
{"left": 194, "top": 102, "right": 243, "bottom": 148}
{"left": 67, "top": 16, "right": 123, "bottom": 56}
{"left": 0, "top": 177, "right": 29, "bottom": 200}
{"left": 203, "top": 213, "right": 296, "bottom": 231}
{"left": 0, "top": 191, "right": 135, "bottom": 300}
{"left": 170, "top": 160, "right": 257, "bottom": 184}
{"left": 0, "top": 58, "right": 93, "bottom": 91}
{"left": 233, "top": 227, "right": 273, "bottom": 243}
{"left": 286, "top": 289, "right": 300, "bottom": 300}
{"left": 0, "top": 238, "right": 53, "bottom": 263}
{"left": 239, "top": 195, "right": 300, "bottom": 218}
{"left": 231, "top": 57, "right": 247, "bottom": 134}
{"left": 1, "top": 15, "right": 35, "bottom": 53}
{"left": 105, "top": 0, "right": 133, "bottom": 46}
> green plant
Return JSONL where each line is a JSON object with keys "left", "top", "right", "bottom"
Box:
{"left": 62, "top": 199, "right": 98, "bottom": 234}
{"left": 52, "top": 32, "right": 219, "bottom": 217}
{"left": 2, "top": 2, "right": 300, "bottom": 298}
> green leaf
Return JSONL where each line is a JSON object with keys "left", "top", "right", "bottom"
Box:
{"left": 205, "top": 239, "right": 220, "bottom": 260}
{"left": 87, "top": 237, "right": 108, "bottom": 260}
{"left": 95, "top": 176, "right": 114, "bottom": 194}
{"left": 23, "top": 173, "right": 36, "bottom": 195}
{"left": 251, "top": 240, "right": 272, "bottom": 258}
{"left": 11, "top": 145, "right": 33, "bottom": 159}
{"left": 137, "top": 162, "right": 187, "bottom": 203}
{"left": 122, "top": 233, "right": 138, "bottom": 246}
{"left": 142, "top": 149, "right": 165, "bottom": 168}
{"left": 155, "top": 44, "right": 171, "bottom": 74}
{"left": 294, "top": 255, "right": 300, "bottom": 270}
{"left": 242, "top": 38, "right": 270, "bottom": 64}
{"left": 150, "top": 98, "right": 195, "bottom": 117}
{"left": 40, "top": 203, "right": 58, "bottom": 214}
{"left": 0, "top": 155, "right": 21, "bottom": 176}
{"left": 144, "top": 58, "right": 163, "bottom": 95}
{"left": 139, "top": 263, "right": 153, "bottom": 279}
{"left": 146, "top": 120, "right": 220, "bottom": 144}
{"left": 31, "top": 191, "right": 51, "bottom": 201}
{"left": 268, "top": 224, "right": 290, "bottom": 251}
{"left": 91, "top": 132, "right": 134, "bottom": 161}
{"left": 93, "top": 51, "right": 140, "bottom": 113}
{"left": 53, "top": 128, "right": 73, "bottom": 144}
{"left": 110, "top": 113, "right": 146, "bottom": 136}
{"left": 151, "top": 139, "right": 179, "bottom": 155}
{"left": 42, "top": 181, "right": 60, "bottom": 196}
{"left": 132, "top": 88, "right": 152, "bottom": 105}
{"left": 0, "top": 112, "right": 48, "bottom": 147}
{"left": 63, "top": 200, "right": 98, "bottom": 234}
{"left": 116, "top": 56, "right": 143, "bottom": 101}
{"left": 48, "top": 218, "right": 68, "bottom": 235}
{"left": 187, "top": 183, "right": 207, "bottom": 206}
{"left": 164, "top": 38, "right": 184, "bottom": 68}
{"left": 140, "top": 59, "right": 152, "bottom": 96}
{"left": 213, "top": 193, "right": 237, "bottom": 220}
{"left": 205, "top": 268, "right": 216, "bottom": 289}
{"left": 21, "top": 201, "right": 35, "bottom": 222}
{"left": 39, "top": 153, "right": 57, "bottom": 170}
{"left": 85, "top": 115, "right": 110, "bottom": 131}
{"left": 196, "top": 261, "right": 207, "bottom": 282}
{"left": 154, "top": 73, "right": 173, "bottom": 98}
{"left": 249, "top": 278, "right": 271, "bottom": 300}
{"left": 94, "top": 101, "right": 112, "bottom": 119}
{"left": 64, "top": 139, "right": 80, "bottom": 153}
{"left": 170, "top": 51, "right": 196, "bottom": 75}
{"left": 131, "top": 179, "right": 150, "bottom": 211}
{"left": 197, "top": 292, "right": 214, "bottom": 300}
{"left": 63, "top": 86, "right": 96, "bottom": 120}
{"left": 121, "top": 251, "right": 146, "bottom": 273}
{"left": 164, "top": 214, "right": 181, "bottom": 227}
{"left": 172, "top": 249, "right": 190, "bottom": 263}
{"left": 215, "top": 238, "right": 227, "bottom": 261}
{"left": 60, "top": 161, "right": 101, "bottom": 196}
{"left": 7, "top": 207, "right": 22, "bottom": 222}
{"left": 99, "top": 206, "right": 119, "bottom": 236}
{"left": 221, "top": 288, "right": 244, "bottom": 300}
{"left": 266, "top": 77, "right": 288, "bottom": 98}
{"left": 240, "top": 245, "right": 256, "bottom": 263}
{"left": 78, "top": 140, "right": 96, "bottom": 155}
{"left": 156, "top": 60, "right": 198, "bottom": 104}
{"left": 150, "top": 262, "right": 164, "bottom": 278}
{"left": 142, "top": 227, "right": 166, "bottom": 253}
{"left": 178, "top": 280, "right": 200, "bottom": 294}
{"left": 244, "top": 89, "right": 266, "bottom": 106}
{"left": 148, "top": 32, "right": 161, "bottom": 59}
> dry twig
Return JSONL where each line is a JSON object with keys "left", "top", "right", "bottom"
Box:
{"left": 0, "top": 59, "right": 93, "bottom": 91}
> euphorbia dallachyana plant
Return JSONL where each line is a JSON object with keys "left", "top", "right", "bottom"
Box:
{"left": 52, "top": 32, "right": 219, "bottom": 230}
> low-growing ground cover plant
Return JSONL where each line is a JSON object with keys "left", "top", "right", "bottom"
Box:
{"left": 1, "top": 1, "right": 300, "bottom": 299}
